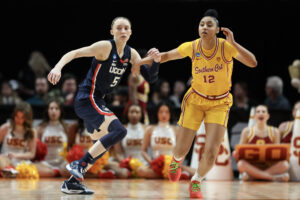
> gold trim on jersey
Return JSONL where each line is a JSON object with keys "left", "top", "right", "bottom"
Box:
{"left": 221, "top": 40, "right": 233, "bottom": 64}
{"left": 247, "top": 126, "right": 255, "bottom": 142}
{"left": 282, "top": 121, "right": 293, "bottom": 139}
{"left": 268, "top": 126, "right": 274, "bottom": 142}
{"left": 199, "top": 38, "right": 219, "bottom": 60}
{"left": 247, "top": 126, "right": 274, "bottom": 143}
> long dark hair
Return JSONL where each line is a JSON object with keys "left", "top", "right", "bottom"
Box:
{"left": 10, "top": 102, "right": 34, "bottom": 141}
{"left": 40, "top": 99, "right": 68, "bottom": 133}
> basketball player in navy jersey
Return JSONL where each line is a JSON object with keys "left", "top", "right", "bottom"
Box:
{"left": 48, "top": 16, "right": 161, "bottom": 194}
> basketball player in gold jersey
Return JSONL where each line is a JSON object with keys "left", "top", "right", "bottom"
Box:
{"left": 132, "top": 9, "right": 257, "bottom": 198}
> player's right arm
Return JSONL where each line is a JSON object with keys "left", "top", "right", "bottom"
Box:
{"left": 159, "top": 48, "right": 185, "bottom": 63}
{"left": 148, "top": 40, "right": 193, "bottom": 64}
{"left": 48, "top": 41, "right": 111, "bottom": 85}
{"left": 134, "top": 46, "right": 186, "bottom": 68}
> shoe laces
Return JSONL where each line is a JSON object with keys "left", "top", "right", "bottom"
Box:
{"left": 191, "top": 182, "right": 201, "bottom": 192}
{"left": 170, "top": 161, "right": 179, "bottom": 174}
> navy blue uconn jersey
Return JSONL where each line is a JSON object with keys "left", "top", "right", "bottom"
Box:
{"left": 77, "top": 39, "right": 131, "bottom": 100}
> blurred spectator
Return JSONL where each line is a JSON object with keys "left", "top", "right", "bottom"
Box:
{"left": 160, "top": 80, "right": 171, "bottom": 101}
{"left": 123, "top": 73, "right": 150, "bottom": 124}
{"left": 169, "top": 80, "right": 186, "bottom": 108}
{"left": 0, "top": 102, "right": 37, "bottom": 176}
{"left": 278, "top": 101, "right": 300, "bottom": 143}
{"left": 26, "top": 77, "right": 49, "bottom": 105}
{"left": 137, "top": 102, "right": 179, "bottom": 179}
{"left": 233, "top": 105, "right": 289, "bottom": 182}
{"left": 289, "top": 59, "right": 300, "bottom": 93}
{"left": 111, "top": 86, "right": 128, "bottom": 107}
{"left": 148, "top": 79, "right": 173, "bottom": 108}
{"left": 0, "top": 81, "right": 22, "bottom": 105}
{"left": 232, "top": 81, "right": 257, "bottom": 110}
{"left": 264, "top": 76, "right": 291, "bottom": 111}
{"left": 17, "top": 51, "right": 51, "bottom": 99}
{"left": 45, "top": 73, "right": 77, "bottom": 105}
{"left": 35, "top": 99, "right": 69, "bottom": 177}
{"left": 28, "top": 51, "right": 51, "bottom": 77}
{"left": 148, "top": 87, "right": 160, "bottom": 108}
{"left": 115, "top": 104, "right": 146, "bottom": 163}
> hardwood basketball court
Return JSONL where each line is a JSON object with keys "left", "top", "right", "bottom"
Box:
{"left": 0, "top": 178, "right": 299, "bottom": 200}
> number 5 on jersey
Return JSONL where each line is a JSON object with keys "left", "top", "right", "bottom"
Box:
{"left": 110, "top": 76, "right": 120, "bottom": 87}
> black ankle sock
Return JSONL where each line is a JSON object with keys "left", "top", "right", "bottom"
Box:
{"left": 79, "top": 152, "right": 94, "bottom": 167}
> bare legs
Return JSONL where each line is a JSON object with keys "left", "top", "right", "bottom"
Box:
{"left": 172, "top": 123, "right": 226, "bottom": 178}
{"left": 237, "top": 160, "right": 289, "bottom": 181}
{"left": 196, "top": 123, "right": 226, "bottom": 177}
{"left": 173, "top": 127, "right": 196, "bottom": 159}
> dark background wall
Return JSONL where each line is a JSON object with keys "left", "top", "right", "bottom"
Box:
{"left": 1, "top": 0, "right": 300, "bottom": 105}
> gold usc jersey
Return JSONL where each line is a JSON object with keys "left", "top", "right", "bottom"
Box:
{"left": 178, "top": 38, "right": 238, "bottom": 96}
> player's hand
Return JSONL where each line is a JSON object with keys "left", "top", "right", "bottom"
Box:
{"left": 48, "top": 66, "right": 62, "bottom": 85}
{"left": 221, "top": 27, "right": 235, "bottom": 45}
{"left": 147, "top": 48, "right": 161, "bottom": 62}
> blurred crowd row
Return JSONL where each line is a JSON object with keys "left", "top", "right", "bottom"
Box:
{"left": 0, "top": 51, "right": 299, "bottom": 182}
{"left": 0, "top": 51, "right": 298, "bottom": 114}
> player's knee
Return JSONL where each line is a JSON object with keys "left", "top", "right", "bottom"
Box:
{"left": 100, "top": 120, "right": 127, "bottom": 149}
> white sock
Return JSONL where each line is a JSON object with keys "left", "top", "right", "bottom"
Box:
{"left": 191, "top": 171, "right": 204, "bottom": 182}
{"left": 174, "top": 156, "right": 183, "bottom": 162}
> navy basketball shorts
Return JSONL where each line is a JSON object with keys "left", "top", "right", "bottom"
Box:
{"left": 74, "top": 97, "right": 114, "bottom": 133}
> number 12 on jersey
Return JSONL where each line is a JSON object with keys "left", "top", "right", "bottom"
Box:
{"left": 203, "top": 75, "right": 215, "bottom": 83}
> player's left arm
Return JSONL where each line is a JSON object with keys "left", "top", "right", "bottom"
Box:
{"left": 222, "top": 27, "right": 257, "bottom": 68}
